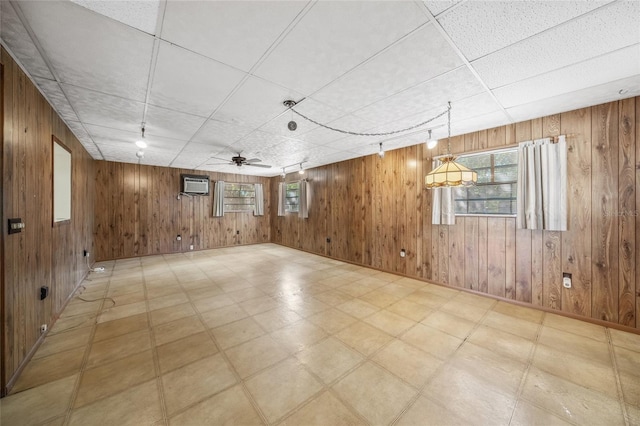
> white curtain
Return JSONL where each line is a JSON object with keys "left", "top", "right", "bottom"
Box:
{"left": 277, "top": 182, "right": 286, "bottom": 217}
{"left": 431, "top": 159, "right": 455, "bottom": 225}
{"left": 254, "top": 183, "right": 264, "bottom": 216}
{"left": 213, "top": 180, "right": 225, "bottom": 217}
{"left": 299, "top": 180, "right": 309, "bottom": 219}
{"left": 516, "top": 136, "right": 567, "bottom": 231}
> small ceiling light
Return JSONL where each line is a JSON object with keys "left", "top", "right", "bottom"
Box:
{"left": 136, "top": 150, "right": 144, "bottom": 159}
{"left": 426, "top": 130, "right": 437, "bottom": 150}
{"left": 425, "top": 102, "right": 477, "bottom": 188}
{"left": 281, "top": 168, "right": 286, "bottom": 178}
{"left": 136, "top": 124, "right": 147, "bottom": 148}
{"left": 298, "top": 163, "right": 305, "bottom": 175}
{"left": 378, "top": 142, "right": 385, "bottom": 158}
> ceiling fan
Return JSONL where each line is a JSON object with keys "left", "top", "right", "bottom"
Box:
{"left": 207, "top": 153, "right": 272, "bottom": 168}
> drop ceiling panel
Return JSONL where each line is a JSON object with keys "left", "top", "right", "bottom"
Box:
{"left": 70, "top": 0, "right": 160, "bottom": 35}
{"left": 144, "top": 105, "right": 207, "bottom": 141}
{"left": 311, "top": 23, "right": 463, "bottom": 113}
{"left": 17, "top": 1, "right": 154, "bottom": 101}
{"left": 354, "top": 66, "right": 485, "bottom": 125}
{"left": 0, "top": 1, "right": 54, "bottom": 80}
{"left": 230, "top": 130, "right": 291, "bottom": 156}
{"left": 191, "top": 118, "right": 254, "bottom": 146}
{"left": 213, "top": 76, "right": 304, "bottom": 129}
{"left": 254, "top": 1, "right": 428, "bottom": 94}
{"left": 149, "top": 41, "right": 246, "bottom": 117}
{"left": 423, "top": 1, "right": 463, "bottom": 17}
{"left": 161, "top": 1, "right": 307, "bottom": 72}
{"left": 472, "top": 1, "right": 640, "bottom": 89}
{"left": 64, "top": 84, "right": 144, "bottom": 133}
{"left": 439, "top": 1, "right": 614, "bottom": 61}
{"left": 33, "top": 77, "right": 79, "bottom": 123}
{"left": 494, "top": 44, "right": 640, "bottom": 109}
{"left": 506, "top": 75, "right": 640, "bottom": 123}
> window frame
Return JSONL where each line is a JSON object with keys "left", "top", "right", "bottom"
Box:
{"left": 223, "top": 182, "right": 256, "bottom": 213}
{"left": 446, "top": 147, "right": 518, "bottom": 217}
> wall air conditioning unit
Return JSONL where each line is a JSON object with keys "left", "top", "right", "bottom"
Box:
{"left": 181, "top": 174, "right": 210, "bottom": 195}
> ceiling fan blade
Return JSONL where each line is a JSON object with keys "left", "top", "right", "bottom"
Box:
{"left": 206, "top": 162, "right": 233, "bottom": 166}
{"left": 246, "top": 163, "right": 272, "bottom": 168}
{"left": 245, "top": 158, "right": 262, "bottom": 163}
{"left": 209, "top": 156, "right": 231, "bottom": 162}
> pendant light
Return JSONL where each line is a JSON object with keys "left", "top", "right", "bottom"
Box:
{"left": 425, "top": 103, "right": 477, "bottom": 188}
{"left": 378, "top": 142, "right": 385, "bottom": 158}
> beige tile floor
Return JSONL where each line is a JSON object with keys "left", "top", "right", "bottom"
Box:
{"left": 2, "top": 243, "right": 639, "bottom": 425}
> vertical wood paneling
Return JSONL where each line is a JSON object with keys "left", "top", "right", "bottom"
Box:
{"left": 636, "top": 97, "right": 640, "bottom": 329}
{"left": 2, "top": 48, "right": 94, "bottom": 394}
{"left": 464, "top": 217, "right": 478, "bottom": 290}
{"left": 561, "top": 107, "right": 592, "bottom": 316}
{"left": 591, "top": 103, "right": 619, "bottom": 322}
{"left": 618, "top": 98, "right": 635, "bottom": 326}
{"left": 94, "top": 162, "right": 272, "bottom": 261}
{"left": 477, "top": 217, "right": 489, "bottom": 293}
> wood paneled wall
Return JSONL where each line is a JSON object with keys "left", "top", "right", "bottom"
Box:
{"left": 272, "top": 98, "right": 640, "bottom": 330}
{"left": 94, "top": 162, "right": 271, "bottom": 261}
{"left": 1, "top": 47, "right": 96, "bottom": 395}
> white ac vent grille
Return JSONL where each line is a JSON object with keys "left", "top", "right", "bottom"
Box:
{"left": 184, "top": 177, "right": 209, "bottom": 194}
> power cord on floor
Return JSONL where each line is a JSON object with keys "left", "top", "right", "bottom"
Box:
{"left": 85, "top": 252, "right": 106, "bottom": 273}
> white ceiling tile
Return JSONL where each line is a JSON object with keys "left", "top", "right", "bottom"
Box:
{"left": 71, "top": 0, "right": 160, "bottom": 35}
{"left": 494, "top": 44, "right": 640, "bottom": 109}
{"left": 34, "top": 77, "right": 79, "bottom": 122}
{"left": 231, "top": 130, "right": 290, "bottom": 157}
{"left": 472, "top": 1, "right": 640, "bottom": 88}
{"left": 161, "top": 1, "right": 307, "bottom": 72}
{"left": 254, "top": 1, "right": 428, "bottom": 94}
{"left": 311, "top": 23, "right": 463, "bottom": 113}
{"left": 423, "top": 1, "right": 463, "bottom": 17}
{"left": 144, "top": 105, "right": 207, "bottom": 141}
{"left": 506, "top": 75, "right": 640, "bottom": 123}
{"left": 149, "top": 42, "right": 247, "bottom": 117}
{"left": 17, "top": 1, "right": 154, "bottom": 101}
{"left": 449, "top": 110, "right": 512, "bottom": 136}
{"left": 440, "top": 1, "right": 615, "bottom": 60}
{"left": 0, "top": 1, "right": 54, "bottom": 79}
{"left": 64, "top": 84, "right": 144, "bottom": 132}
{"left": 85, "top": 124, "right": 187, "bottom": 157}
{"left": 213, "top": 76, "right": 304, "bottom": 129}
{"left": 354, "top": 66, "right": 485, "bottom": 125}
{"left": 191, "top": 118, "right": 254, "bottom": 147}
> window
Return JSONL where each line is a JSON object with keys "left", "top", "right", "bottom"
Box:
{"left": 452, "top": 148, "right": 518, "bottom": 216}
{"left": 223, "top": 183, "right": 255, "bottom": 212}
{"left": 285, "top": 182, "right": 300, "bottom": 213}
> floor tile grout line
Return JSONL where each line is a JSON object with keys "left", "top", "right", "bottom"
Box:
{"left": 606, "top": 327, "right": 630, "bottom": 426}
{"left": 389, "top": 298, "right": 499, "bottom": 425}
{"left": 181, "top": 251, "right": 272, "bottom": 426}
{"left": 61, "top": 265, "right": 116, "bottom": 426}
{"left": 506, "top": 312, "right": 545, "bottom": 426}
{"left": 141, "top": 257, "right": 171, "bottom": 425}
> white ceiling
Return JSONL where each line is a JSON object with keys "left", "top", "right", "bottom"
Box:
{"left": 1, "top": 0, "right": 639, "bottom": 177}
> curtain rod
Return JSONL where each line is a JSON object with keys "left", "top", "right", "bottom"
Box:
{"left": 431, "top": 134, "right": 571, "bottom": 160}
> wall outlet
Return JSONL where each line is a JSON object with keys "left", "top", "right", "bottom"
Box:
{"left": 326, "top": 237, "right": 331, "bottom": 243}
{"left": 83, "top": 249, "right": 89, "bottom": 257}
{"left": 40, "top": 324, "right": 47, "bottom": 333}
{"left": 562, "top": 272, "right": 572, "bottom": 289}
{"left": 189, "top": 245, "right": 194, "bottom": 250}
{"left": 236, "top": 230, "right": 240, "bottom": 235}
{"left": 176, "top": 235, "right": 182, "bottom": 241}
{"left": 400, "top": 249, "right": 406, "bottom": 258}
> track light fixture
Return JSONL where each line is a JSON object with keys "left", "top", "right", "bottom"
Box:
{"left": 378, "top": 142, "right": 385, "bottom": 158}
{"left": 298, "top": 163, "right": 305, "bottom": 175}
{"left": 426, "top": 129, "right": 437, "bottom": 150}
{"left": 281, "top": 168, "right": 286, "bottom": 178}
{"left": 136, "top": 124, "right": 147, "bottom": 148}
